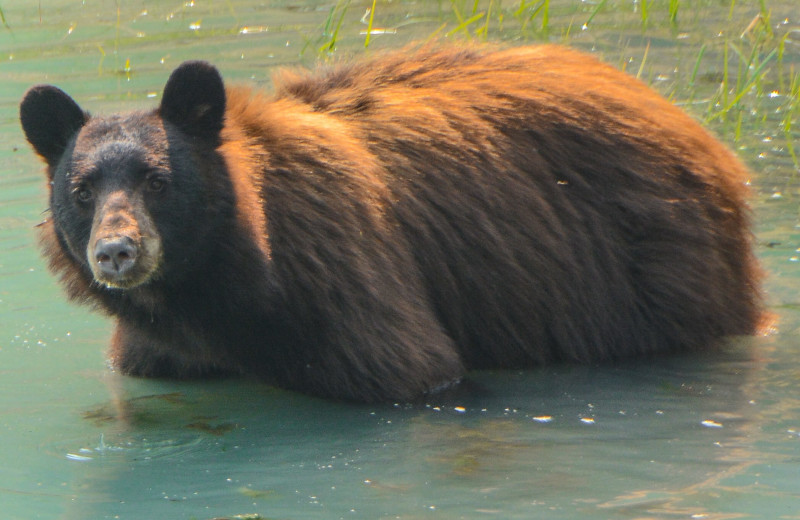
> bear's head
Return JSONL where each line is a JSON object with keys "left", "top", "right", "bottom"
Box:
{"left": 20, "top": 61, "right": 230, "bottom": 291}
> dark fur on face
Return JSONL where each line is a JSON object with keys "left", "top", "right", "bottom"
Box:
{"left": 20, "top": 46, "right": 764, "bottom": 402}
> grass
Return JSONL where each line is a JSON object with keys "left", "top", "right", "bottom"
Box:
{"left": 515, "top": 0, "right": 550, "bottom": 34}
{"left": 0, "top": 4, "right": 9, "bottom": 31}
{"left": 296, "top": 0, "right": 800, "bottom": 171}
{"left": 783, "top": 71, "right": 800, "bottom": 168}
{"left": 292, "top": 0, "right": 799, "bottom": 177}
{"left": 422, "top": 0, "right": 799, "bottom": 170}
{"left": 668, "top": 0, "right": 679, "bottom": 27}
{"left": 582, "top": 0, "right": 609, "bottom": 31}
{"left": 363, "top": 0, "right": 377, "bottom": 48}
{"left": 3, "top": 0, "right": 797, "bottom": 173}
{"left": 316, "top": 0, "right": 351, "bottom": 55}
{"left": 308, "top": 0, "right": 798, "bottom": 176}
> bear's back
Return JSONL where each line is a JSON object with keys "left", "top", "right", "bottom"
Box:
{"left": 268, "top": 45, "right": 760, "bottom": 367}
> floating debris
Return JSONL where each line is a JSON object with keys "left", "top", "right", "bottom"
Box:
{"left": 66, "top": 452, "right": 93, "bottom": 461}
{"left": 209, "top": 515, "right": 266, "bottom": 520}
{"left": 238, "top": 487, "right": 275, "bottom": 499}
{"left": 239, "top": 26, "right": 269, "bottom": 34}
{"left": 185, "top": 422, "right": 236, "bottom": 436}
{"left": 359, "top": 28, "right": 397, "bottom": 35}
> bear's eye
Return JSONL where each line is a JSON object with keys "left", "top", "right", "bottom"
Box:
{"left": 147, "top": 178, "right": 166, "bottom": 192}
{"left": 75, "top": 186, "right": 93, "bottom": 203}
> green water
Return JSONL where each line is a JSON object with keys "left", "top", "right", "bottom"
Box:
{"left": 1, "top": 1, "right": 799, "bottom": 519}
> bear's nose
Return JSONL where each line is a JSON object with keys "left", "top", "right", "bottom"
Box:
{"left": 94, "top": 237, "right": 138, "bottom": 277}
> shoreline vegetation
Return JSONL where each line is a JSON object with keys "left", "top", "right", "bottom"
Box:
{"left": 307, "top": 0, "right": 799, "bottom": 169}
{"left": 0, "top": 0, "right": 796, "bottom": 171}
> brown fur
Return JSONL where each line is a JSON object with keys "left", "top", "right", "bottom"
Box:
{"left": 26, "top": 45, "right": 762, "bottom": 401}
{"left": 224, "top": 44, "right": 762, "bottom": 365}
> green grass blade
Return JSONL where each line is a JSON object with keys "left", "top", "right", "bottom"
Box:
{"left": 669, "top": 0, "right": 679, "bottom": 26}
{"left": 640, "top": 0, "right": 649, "bottom": 28}
{"left": 636, "top": 40, "right": 650, "bottom": 80}
{"left": 583, "top": 0, "right": 608, "bottom": 30}
{"left": 0, "top": 5, "right": 10, "bottom": 30}
{"left": 689, "top": 44, "right": 706, "bottom": 86}
{"left": 541, "top": 0, "right": 549, "bottom": 31}
{"left": 708, "top": 47, "right": 778, "bottom": 121}
{"left": 476, "top": 0, "right": 493, "bottom": 40}
{"left": 319, "top": 0, "right": 351, "bottom": 55}
{"left": 364, "top": 0, "right": 377, "bottom": 48}
{"left": 445, "top": 10, "right": 485, "bottom": 38}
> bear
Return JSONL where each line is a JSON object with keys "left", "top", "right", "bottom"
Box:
{"left": 20, "top": 44, "right": 763, "bottom": 402}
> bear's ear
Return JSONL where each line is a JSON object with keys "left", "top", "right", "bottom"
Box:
{"left": 20, "top": 85, "right": 88, "bottom": 168}
{"left": 160, "top": 61, "right": 226, "bottom": 141}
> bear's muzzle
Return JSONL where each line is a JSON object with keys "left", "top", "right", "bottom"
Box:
{"left": 87, "top": 190, "right": 162, "bottom": 289}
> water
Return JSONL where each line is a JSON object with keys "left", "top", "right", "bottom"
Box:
{"left": 1, "top": 1, "right": 799, "bottom": 518}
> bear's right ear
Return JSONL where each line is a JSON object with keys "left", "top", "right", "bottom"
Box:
{"left": 160, "top": 60, "right": 226, "bottom": 142}
{"left": 20, "top": 85, "right": 88, "bottom": 168}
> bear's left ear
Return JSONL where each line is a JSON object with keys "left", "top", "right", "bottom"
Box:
{"left": 160, "top": 60, "right": 226, "bottom": 141}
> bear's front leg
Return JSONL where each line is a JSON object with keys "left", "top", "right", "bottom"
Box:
{"left": 109, "top": 320, "right": 235, "bottom": 379}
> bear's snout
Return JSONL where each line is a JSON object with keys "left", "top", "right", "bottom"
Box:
{"left": 86, "top": 191, "right": 163, "bottom": 289}
{"left": 94, "top": 236, "right": 138, "bottom": 278}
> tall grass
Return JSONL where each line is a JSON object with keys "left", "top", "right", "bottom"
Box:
{"left": 310, "top": 0, "right": 351, "bottom": 55}
{"left": 783, "top": 71, "right": 800, "bottom": 169}
{"left": 668, "top": 0, "right": 679, "bottom": 27}
{"left": 363, "top": 0, "right": 377, "bottom": 48}
{"left": 11, "top": 0, "right": 792, "bottom": 171}
{"left": 301, "top": 0, "right": 797, "bottom": 171}
{"left": 0, "top": 4, "right": 9, "bottom": 30}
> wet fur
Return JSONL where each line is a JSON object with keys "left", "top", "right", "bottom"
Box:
{"left": 22, "top": 45, "right": 763, "bottom": 402}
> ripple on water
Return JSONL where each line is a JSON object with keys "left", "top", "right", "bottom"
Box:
{"left": 45, "top": 431, "right": 212, "bottom": 463}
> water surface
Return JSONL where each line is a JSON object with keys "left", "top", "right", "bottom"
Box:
{"left": 1, "top": 1, "right": 799, "bottom": 519}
